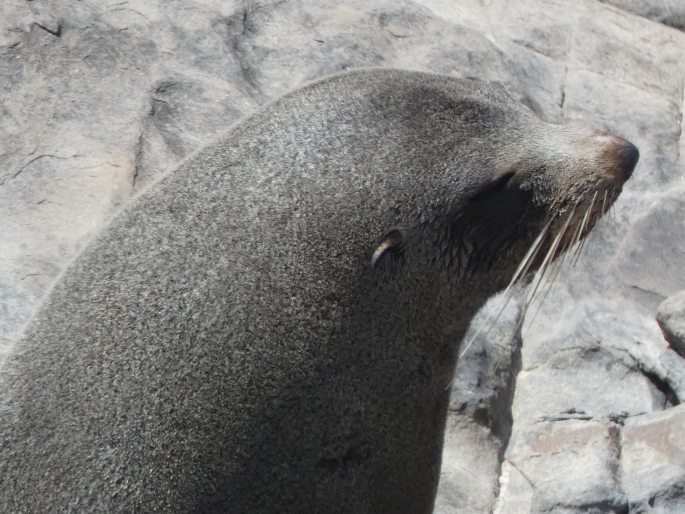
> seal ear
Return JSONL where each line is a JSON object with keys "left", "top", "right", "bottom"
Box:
{"left": 372, "top": 229, "right": 404, "bottom": 268}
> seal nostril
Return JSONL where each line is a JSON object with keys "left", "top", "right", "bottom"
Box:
{"left": 616, "top": 141, "right": 639, "bottom": 180}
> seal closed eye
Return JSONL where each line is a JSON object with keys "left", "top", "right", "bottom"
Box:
{"left": 0, "top": 68, "right": 637, "bottom": 514}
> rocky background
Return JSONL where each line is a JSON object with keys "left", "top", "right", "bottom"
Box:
{"left": 1, "top": 0, "right": 684, "bottom": 512}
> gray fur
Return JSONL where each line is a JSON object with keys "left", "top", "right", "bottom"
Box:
{"left": 0, "top": 69, "right": 631, "bottom": 513}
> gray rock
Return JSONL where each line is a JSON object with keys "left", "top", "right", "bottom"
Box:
{"left": 622, "top": 404, "right": 685, "bottom": 504}
{"left": 601, "top": 0, "right": 685, "bottom": 31}
{"left": 435, "top": 418, "right": 502, "bottom": 513}
{"left": 435, "top": 293, "right": 523, "bottom": 513}
{"left": 506, "top": 419, "right": 626, "bottom": 512}
{"left": 513, "top": 349, "right": 667, "bottom": 423}
{"left": 615, "top": 196, "right": 685, "bottom": 301}
{"left": 657, "top": 291, "right": 685, "bottom": 358}
{"left": 493, "top": 460, "right": 535, "bottom": 514}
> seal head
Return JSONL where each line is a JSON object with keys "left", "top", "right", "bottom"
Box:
{"left": 0, "top": 69, "right": 637, "bottom": 513}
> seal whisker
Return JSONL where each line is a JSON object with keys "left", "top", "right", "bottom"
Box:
{"left": 584, "top": 198, "right": 609, "bottom": 257}
{"left": 523, "top": 210, "right": 580, "bottom": 334}
{"left": 601, "top": 189, "right": 608, "bottom": 216}
{"left": 569, "top": 209, "right": 585, "bottom": 251}
{"left": 510, "top": 217, "right": 555, "bottom": 287}
{"left": 519, "top": 206, "right": 576, "bottom": 330}
{"left": 558, "top": 227, "right": 577, "bottom": 267}
{"left": 456, "top": 216, "right": 554, "bottom": 363}
{"left": 524, "top": 257, "right": 564, "bottom": 334}
{"left": 572, "top": 191, "right": 598, "bottom": 266}
{"left": 571, "top": 205, "right": 592, "bottom": 266}
{"left": 607, "top": 189, "right": 618, "bottom": 219}
{"left": 552, "top": 200, "right": 582, "bottom": 267}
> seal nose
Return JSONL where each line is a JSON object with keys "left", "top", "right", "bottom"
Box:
{"left": 595, "top": 131, "right": 639, "bottom": 182}
{"left": 615, "top": 140, "right": 639, "bottom": 180}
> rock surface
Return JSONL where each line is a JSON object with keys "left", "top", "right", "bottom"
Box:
{"left": 601, "top": 0, "right": 685, "bottom": 31}
{"left": 622, "top": 404, "right": 685, "bottom": 507}
{"left": 2, "top": 0, "right": 685, "bottom": 512}
{"left": 657, "top": 290, "right": 685, "bottom": 358}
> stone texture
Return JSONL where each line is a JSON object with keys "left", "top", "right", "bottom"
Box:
{"left": 657, "top": 290, "right": 685, "bottom": 358}
{"left": 436, "top": 418, "right": 501, "bottom": 513}
{"left": 506, "top": 420, "right": 627, "bottom": 511}
{"left": 435, "top": 293, "right": 522, "bottom": 513}
{"left": 601, "top": 0, "right": 685, "bottom": 31}
{"left": 2, "top": 0, "right": 685, "bottom": 512}
{"left": 492, "top": 460, "right": 535, "bottom": 513}
{"left": 622, "top": 404, "right": 685, "bottom": 504}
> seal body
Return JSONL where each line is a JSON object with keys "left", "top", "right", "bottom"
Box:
{"left": 0, "top": 69, "right": 637, "bottom": 513}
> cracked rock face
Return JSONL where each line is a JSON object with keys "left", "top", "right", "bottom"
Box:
{"left": 2, "top": 0, "right": 685, "bottom": 512}
{"left": 657, "top": 291, "right": 685, "bottom": 359}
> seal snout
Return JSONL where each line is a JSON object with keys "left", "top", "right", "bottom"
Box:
{"left": 593, "top": 131, "right": 639, "bottom": 182}
{"left": 615, "top": 140, "right": 639, "bottom": 180}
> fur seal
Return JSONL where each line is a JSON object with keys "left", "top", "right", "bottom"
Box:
{"left": 0, "top": 69, "right": 637, "bottom": 513}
